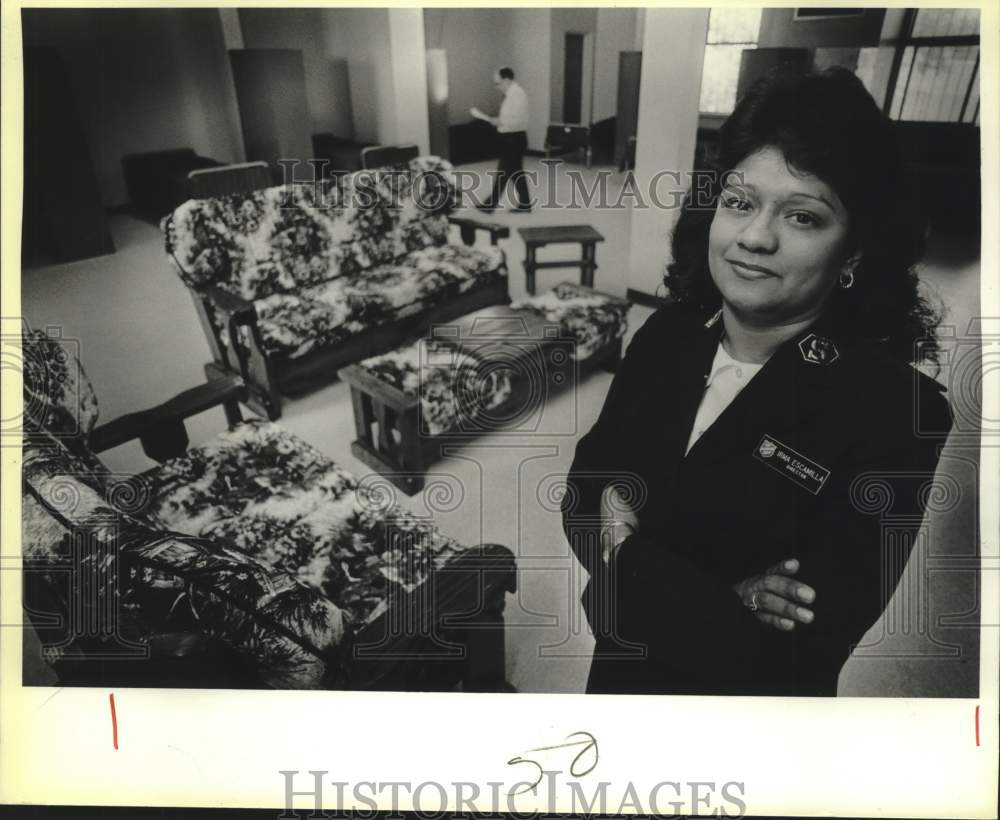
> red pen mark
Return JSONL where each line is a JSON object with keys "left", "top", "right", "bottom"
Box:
{"left": 974, "top": 704, "right": 980, "bottom": 747}
{"left": 109, "top": 693, "right": 118, "bottom": 750}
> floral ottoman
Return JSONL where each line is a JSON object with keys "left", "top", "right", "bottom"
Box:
{"left": 509, "top": 281, "right": 629, "bottom": 362}
{"left": 341, "top": 283, "right": 629, "bottom": 494}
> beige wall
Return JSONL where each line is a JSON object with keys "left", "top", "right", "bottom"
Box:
{"left": 419, "top": 8, "right": 638, "bottom": 151}
{"left": 423, "top": 8, "right": 513, "bottom": 128}
{"left": 758, "top": 8, "right": 886, "bottom": 49}
{"left": 627, "top": 8, "right": 710, "bottom": 298}
{"left": 634, "top": 7, "right": 646, "bottom": 50}
{"left": 509, "top": 9, "right": 553, "bottom": 151}
{"left": 320, "top": 8, "right": 428, "bottom": 151}
{"left": 386, "top": 9, "right": 430, "bottom": 154}
{"left": 322, "top": 8, "right": 394, "bottom": 144}
{"left": 22, "top": 8, "right": 244, "bottom": 207}
{"left": 593, "top": 8, "right": 640, "bottom": 123}
{"left": 421, "top": 8, "right": 552, "bottom": 152}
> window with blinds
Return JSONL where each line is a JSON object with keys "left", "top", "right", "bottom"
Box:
{"left": 698, "top": 8, "right": 763, "bottom": 115}
{"left": 887, "top": 8, "right": 980, "bottom": 123}
{"left": 696, "top": 8, "right": 980, "bottom": 124}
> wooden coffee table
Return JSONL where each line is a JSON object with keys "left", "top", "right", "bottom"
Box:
{"left": 517, "top": 224, "right": 605, "bottom": 295}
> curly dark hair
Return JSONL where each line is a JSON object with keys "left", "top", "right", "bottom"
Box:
{"left": 666, "top": 66, "right": 940, "bottom": 363}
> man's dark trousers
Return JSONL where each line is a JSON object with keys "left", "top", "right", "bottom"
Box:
{"left": 488, "top": 131, "right": 531, "bottom": 209}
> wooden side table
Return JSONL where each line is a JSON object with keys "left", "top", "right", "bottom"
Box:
{"left": 517, "top": 225, "right": 605, "bottom": 295}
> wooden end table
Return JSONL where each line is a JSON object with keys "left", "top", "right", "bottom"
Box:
{"left": 517, "top": 224, "right": 605, "bottom": 295}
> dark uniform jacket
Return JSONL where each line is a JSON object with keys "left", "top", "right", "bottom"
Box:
{"left": 562, "top": 303, "right": 952, "bottom": 696}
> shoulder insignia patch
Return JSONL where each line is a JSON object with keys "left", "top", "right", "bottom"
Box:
{"left": 798, "top": 333, "right": 840, "bottom": 365}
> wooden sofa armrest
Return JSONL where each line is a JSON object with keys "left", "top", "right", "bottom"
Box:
{"left": 206, "top": 286, "right": 255, "bottom": 318}
{"left": 448, "top": 216, "right": 510, "bottom": 246}
{"left": 346, "top": 543, "right": 516, "bottom": 692}
{"left": 200, "top": 287, "right": 282, "bottom": 421}
{"left": 456, "top": 543, "right": 516, "bottom": 691}
{"left": 90, "top": 375, "right": 247, "bottom": 461}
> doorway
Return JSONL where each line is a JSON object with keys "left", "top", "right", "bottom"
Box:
{"left": 563, "top": 32, "right": 595, "bottom": 124}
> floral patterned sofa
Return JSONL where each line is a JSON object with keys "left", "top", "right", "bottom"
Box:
{"left": 20, "top": 327, "right": 516, "bottom": 691}
{"left": 162, "top": 156, "right": 510, "bottom": 420}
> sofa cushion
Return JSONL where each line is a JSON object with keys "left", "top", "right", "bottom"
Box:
{"left": 21, "top": 326, "right": 107, "bottom": 480}
{"left": 22, "top": 433, "right": 348, "bottom": 689}
{"left": 140, "top": 421, "right": 468, "bottom": 631}
{"left": 246, "top": 243, "right": 506, "bottom": 359}
{"left": 357, "top": 339, "right": 514, "bottom": 436}
{"left": 164, "top": 156, "right": 458, "bottom": 301}
{"left": 22, "top": 327, "right": 100, "bottom": 440}
{"left": 510, "top": 282, "right": 629, "bottom": 361}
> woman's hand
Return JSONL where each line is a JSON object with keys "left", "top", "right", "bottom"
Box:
{"left": 733, "top": 559, "right": 816, "bottom": 632}
{"left": 599, "top": 484, "right": 639, "bottom": 563}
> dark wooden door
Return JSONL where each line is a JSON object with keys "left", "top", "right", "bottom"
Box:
{"left": 22, "top": 46, "right": 114, "bottom": 266}
{"left": 563, "top": 33, "right": 584, "bottom": 124}
{"left": 615, "top": 51, "right": 642, "bottom": 168}
{"left": 229, "top": 49, "right": 311, "bottom": 175}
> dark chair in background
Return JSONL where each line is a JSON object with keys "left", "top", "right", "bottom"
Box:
{"left": 122, "top": 148, "right": 221, "bottom": 219}
{"left": 448, "top": 119, "right": 500, "bottom": 165}
{"left": 694, "top": 127, "right": 718, "bottom": 171}
{"left": 544, "top": 123, "right": 592, "bottom": 167}
{"left": 311, "top": 132, "right": 375, "bottom": 178}
{"left": 187, "top": 161, "right": 273, "bottom": 200}
{"left": 588, "top": 116, "right": 617, "bottom": 165}
{"left": 621, "top": 136, "right": 637, "bottom": 172}
{"left": 361, "top": 144, "right": 421, "bottom": 170}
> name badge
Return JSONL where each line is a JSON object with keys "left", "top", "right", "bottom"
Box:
{"left": 754, "top": 435, "right": 830, "bottom": 495}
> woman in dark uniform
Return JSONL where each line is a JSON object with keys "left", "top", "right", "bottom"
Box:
{"left": 562, "top": 67, "right": 952, "bottom": 696}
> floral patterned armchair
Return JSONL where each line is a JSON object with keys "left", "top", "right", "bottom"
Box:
{"left": 162, "top": 156, "right": 511, "bottom": 420}
{"left": 20, "top": 326, "right": 516, "bottom": 691}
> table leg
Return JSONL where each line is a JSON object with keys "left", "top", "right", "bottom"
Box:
{"left": 462, "top": 587, "right": 509, "bottom": 692}
{"left": 524, "top": 245, "right": 537, "bottom": 296}
{"left": 581, "top": 242, "right": 596, "bottom": 289}
{"left": 396, "top": 406, "right": 427, "bottom": 490}
{"left": 350, "top": 386, "right": 373, "bottom": 447}
{"left": 374, "top": 402, "right": 396, "bottom": 462}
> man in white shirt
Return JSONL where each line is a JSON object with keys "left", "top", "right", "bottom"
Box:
{"left": 471, "top": 66, "right": 532, "bottom": 212}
